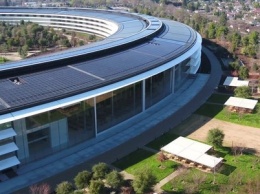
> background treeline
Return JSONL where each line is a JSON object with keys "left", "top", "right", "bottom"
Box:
{"left": 0, "top": 20, "right": 71, "bottom": 58}
{"left": 70, "top": 0, "right": 259, "bottom": 60}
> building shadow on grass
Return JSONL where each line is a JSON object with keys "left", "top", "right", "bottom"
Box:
{"left": 218, "top": 163, "right": 236, "bottom": 176}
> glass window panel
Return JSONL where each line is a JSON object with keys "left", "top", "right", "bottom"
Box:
{"left": 25, "top": 112, "right": 49, "bottom": 130}
{"left": 145, "top": 69, "right": 172, "bottom": 109}
{"left": 96, "top": 92, "right": 113, "bottom": 133}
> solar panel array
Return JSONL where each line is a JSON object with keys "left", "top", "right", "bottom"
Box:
{"left": 0, "top": 9, "right": 197, "bottom": 114}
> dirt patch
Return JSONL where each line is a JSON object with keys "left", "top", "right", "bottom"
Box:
{"left": 171, "top": 114, "right": 260, "bottom": 155}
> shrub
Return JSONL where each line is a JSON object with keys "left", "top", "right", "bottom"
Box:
{"left": 92, "top": 162, "right": 110, "bottom": 179}
{"left": 74, "top": 170, "right": 92, "bottom": 189}
{"left": 106, "top": 170, "right": 124, "bottom": 189}
{"left": 132, "top": 168, "right": 156, "bottom": 194}
{"left": 88, "top": 180, "right": 105, "bottom": 194}
{"left": 55, "top": 181, "right": 74, "bottom": 194}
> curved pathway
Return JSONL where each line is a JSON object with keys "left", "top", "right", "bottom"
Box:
{"left": 1, "top": 47, "right": 222, "bottom": 194}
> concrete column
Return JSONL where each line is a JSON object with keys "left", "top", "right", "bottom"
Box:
{"left": 171, "top": 66, "right": 175, "bottom": 94}
{"left": 94, "top": 97, "right": 97, "bottom": 136}
{"left": 50, "top": 121, "right": 60, "bottom": 150}
{"left": 142, "top": 79, "right": 146, "bottom": 112}
{"left": 57, "top": 118, "right": 68, "bottom": 147}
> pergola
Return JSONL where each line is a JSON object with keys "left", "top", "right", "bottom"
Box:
{"left": 224, "top": 97, "right": 258, "bottom": 113}
{"left": 223, "top": 76, "right": 249, "bottom": 87}
{"left": 161, "top": 137, "right": 223, "bottom": 171}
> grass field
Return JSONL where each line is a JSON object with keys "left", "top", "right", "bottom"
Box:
{"left": 112, "top": 149, "right": 180, "bottom": 182}
{"left": 196, "top": 93, "right": 260, "bottom": 128}
{"left": 161, "top": 147, "right": 260, "bottom": 194}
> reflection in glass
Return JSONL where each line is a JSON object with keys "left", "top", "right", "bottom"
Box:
{"left": 145, "top": 69, "right": 172, "bottom": 109}
{"left": 174, "top": 58, "right": 190, "bottom": 91}
{"left": 96, "top": 82, "right": 142, "bottom": 133}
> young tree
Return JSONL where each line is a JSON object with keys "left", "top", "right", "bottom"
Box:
{"left": 234, "top": 86, "right": 251, "bottom": 98}
{"left": 207, "top": 128, "right": 225, "bottom": 148}
{"left": 219, "top": 12, "right": 228, "bottom": 26}
{"left": 74, "top": 170, "right": 92, "bottom": 189}
{"left": 29, "top": 183, "right": 51, "bottom": 194}
{"left": 55, "top": 181, "right": 74, "bottom": 194}
{"left": 157, "top": 151, "right": 167, "bottom": 168}
{"left": 88, "top": 180, "right": 105, "bottom": 194}
{"left": 106, "top": 170, "right": 124, "bottom": 190}
{"left": 92, "top": 162, "right": 110, "bottom": 179}
{"left": 238, "top": 66, "right": 249, "bottom": 79}
{"left": 132, "top": 168, "right": 156, "bottom": 194}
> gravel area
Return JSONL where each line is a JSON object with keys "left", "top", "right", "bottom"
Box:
{"left": 172, "top": 114, "right": 260, "bottom": 155}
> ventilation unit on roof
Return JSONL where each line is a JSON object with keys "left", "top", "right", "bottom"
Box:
{"left": 10, "top": 77, "right": 22, "bottom": 85}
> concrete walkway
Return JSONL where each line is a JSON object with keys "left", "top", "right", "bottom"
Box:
{"left": 153, "top": 169, "right": 182, "bottom": 193}
{"left": 0, "top": 47, "right": 222, "bottom": 194}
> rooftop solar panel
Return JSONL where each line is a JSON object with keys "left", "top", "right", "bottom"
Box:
{"left": 0, "top": 8, "right": 197, "bottom": 114}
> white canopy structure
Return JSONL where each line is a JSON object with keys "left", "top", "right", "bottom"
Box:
{"left": 161, "top": 137, "right": 223, "bottom": 169}
{"left": 196, "top": 154, "right": 223, "bottom": 169}
{"left": 224, "top": 97, "right": 258, "bottom": 110}
{"left": 223, "top": 76, "right": 249, "bottom": 87}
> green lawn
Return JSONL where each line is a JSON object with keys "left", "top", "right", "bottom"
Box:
{"left": 0, "top": 57, "right": 9, "bottom": 64}
{"left": 146, "top": 133, "right": 179, "bottom": 150}
{"left": 195, "top": 103, "right": 260, "bottom": 128}
{"left": 112, "top": 149, "right": 179, "bottom": 182}
{"left": 162, "top": 147, "right": 260, "bottom": 194}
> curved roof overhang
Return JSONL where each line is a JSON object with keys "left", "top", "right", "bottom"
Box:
{"left": 0, "top": 8, "right": 200, "bottom": 118}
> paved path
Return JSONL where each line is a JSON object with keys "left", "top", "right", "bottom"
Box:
{"left": 0, "top": 47, "right": 222, "bottom": 194}
{"left": 153, "top": 169, "right": 182, "bottom": 194}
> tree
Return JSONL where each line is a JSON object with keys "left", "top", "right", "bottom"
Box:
{"left": 88, "top": 180, "right": 105, "bottom": 194}
{"left": 205, "top": 4, "right": 210, "bottom": 13}
{"left": 92, "top": 162, "right": 110, "bottom": 179}
{"left": 234, "top": 86, "right": 251, "bottom": 98}
{"left": 157, "top": 151, "right": 167, "bottom": 168}
{"left": 229, "top": 60, "right": 240, "bottom": 71}
{"left": 55, "top": 181, "right": 74, "bottom": 194}
{"left": 29, "top": 183, "right": 51, "bottom": 194}
{"left": 219, "top": 12, "right": 228, "bottom": 26}
{"left": 238, "top": 66, "right": 249, "bottom": 79}
{"left": 132, "top": 168, "right": 156, "bottom": 194}
{"left": 18, "top": 44, "right": 28, "bottom": 59}
{"left": 74, "top": 170, "right": 92, "bottom": 189}
{"left": 248, "top": 31, "right": 259, "bottom": 46}
{"left": 106, "top": 170, "right": 124, "bottom": 190}
{"left": 216, "top": 26, "right": 228, "bottom": 41}
{"left": 207, "top": 128, "right": 225, "bottom": 148}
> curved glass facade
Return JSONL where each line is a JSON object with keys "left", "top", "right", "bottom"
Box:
{"left": 6, "top": 65, "right": 192, "bottom": 163}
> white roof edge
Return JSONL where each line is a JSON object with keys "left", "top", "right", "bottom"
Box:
{"left": 223, "top": 76, "right": 249, "bottom": 87}
{"left": 224, "top": 96, "right": 258, "bottom": 109}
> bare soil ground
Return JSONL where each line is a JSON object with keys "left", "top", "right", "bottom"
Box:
{"left": 0, "top": 50, "right": 43, "bottom": 61}
{"left": 171, "top": 114, "right": 260, "bottom": 155}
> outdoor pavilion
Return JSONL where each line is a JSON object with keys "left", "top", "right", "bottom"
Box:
{"left": 161, "top": 137, "right": 223, "bottom": 171}
{"left": 224, "top": 96, "right": 258, "bottom": 113}
{"left": 223, "top": 76, "right": 249, "bottom": 87}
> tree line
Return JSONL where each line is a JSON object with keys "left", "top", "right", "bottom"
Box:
{"left": 69, "top": 0, "right": 259, "bottom": 65}
{"left": 0, "top": 20, "right": 71, "bottom": 58}
{"left": 29, "top": 162, "right": 157, "bottom": 194}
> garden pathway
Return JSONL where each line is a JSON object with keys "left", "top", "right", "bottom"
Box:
{"left": 153, "top": 168, "right": 183, "bottom": 193}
